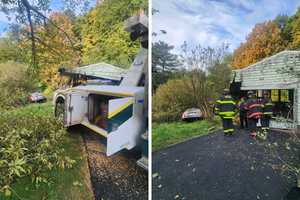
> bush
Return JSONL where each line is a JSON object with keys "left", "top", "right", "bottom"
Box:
{"left": 153, "top": 71, "right": 215, "bottom": 123}
{"left": 0, "top": 107, "right": 75, "bottom": 196}
{"left": 0, "top": 62, "right": 37, "bottom": 110}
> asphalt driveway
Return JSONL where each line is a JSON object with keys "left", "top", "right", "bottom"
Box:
{"left": 152, "top": 129, "right": 300, "bottom": 200}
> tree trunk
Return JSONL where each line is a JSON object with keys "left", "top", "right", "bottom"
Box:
{"left": 22, "top": 0, "right": 37, "bottom": 68}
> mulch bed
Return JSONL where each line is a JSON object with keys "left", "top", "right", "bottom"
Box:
{"left": 78, "top": 126, "right": 148, "bottom": 200}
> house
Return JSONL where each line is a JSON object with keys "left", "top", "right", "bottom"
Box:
{"left": 232, "top": 50, "right": 300, "bottom": 132}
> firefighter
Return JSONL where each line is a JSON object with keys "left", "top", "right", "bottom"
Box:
{"left": 261, "top": 90, "right": 273, "bottom": 134}
{"left": 214, "top": 89, "right": 237, "bottom": 135}
{"left": 245, "top": 91, "right": 263, "bottom": 137}
{"left": 239, "top": 96, "right": 248, "bottom": 129}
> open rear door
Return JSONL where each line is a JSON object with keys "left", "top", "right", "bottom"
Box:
{"left": 66, "top": 92, "right": 88, "bottom": 126}
{"left": 106, "top": 97, "right": 138, "bottom": 156}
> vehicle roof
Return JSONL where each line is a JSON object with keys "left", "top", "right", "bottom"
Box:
{"left": 71, "top": 85, "right": 144, "bottom": 97}
{"left": 71, "top": 62, "right": 127, "bottom": 81}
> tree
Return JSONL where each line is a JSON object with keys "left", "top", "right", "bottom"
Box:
{"left": 283, "top": 8, "right": 300, "bottom": 49}
{"left": 0, "top": 0, "right": 89, "bottom": 69}
{"left": 231, "top": 21, "right": 285, "bottom": 69}
{"left": 207, "top": 55, "right": 232, "bottom": 100}
{"left": 80, "top": 0, "right": 147, "bottom": 68}
{"left": 152, "top": 41, "right": 179, "bottom": 72}
{"left": 34, "top": 12, "right": 81, "bottom": 90}
{"left": 180, "top": 41, "right": 229, "bottom": 70}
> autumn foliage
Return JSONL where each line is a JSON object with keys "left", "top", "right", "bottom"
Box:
{"left": 231, "top": 21, "right": 285, "bottom": 69}
{"left": 232, "top": 8, "right": 300, "bottom": 69}
{"left": 21, "top": 12, "right": 81, "bottom": 90}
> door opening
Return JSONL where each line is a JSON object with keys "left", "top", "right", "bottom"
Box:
{"left": 88, "top": 94, "right": 117, "bottom": 130}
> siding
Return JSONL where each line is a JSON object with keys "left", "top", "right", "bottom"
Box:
{"left": 297, "top": 87, "right": 300, "bottom": 125}
{"left": 234, "top": 51, "right": 300, "bottom": 90}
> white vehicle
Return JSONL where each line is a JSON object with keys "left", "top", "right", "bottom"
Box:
{"left": 181, "top": 108, "right": 203, "bottom": 122}
{"left": 53, "top": 13, "right": 148, "bottom": 158}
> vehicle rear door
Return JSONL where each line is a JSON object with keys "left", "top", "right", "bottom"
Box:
{"left": 66, "top": 91, "right": 88, "bottom": 126}
{"left": 106, "top": 97, "right": 135, "bottom": 156}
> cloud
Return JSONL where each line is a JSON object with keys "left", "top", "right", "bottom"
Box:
{"left": 153, "top": 0, "right": 300, "bottom": 53}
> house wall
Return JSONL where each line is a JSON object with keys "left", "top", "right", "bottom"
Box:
{"left": 297, "top": 86, "right": 300, "bottom": 127}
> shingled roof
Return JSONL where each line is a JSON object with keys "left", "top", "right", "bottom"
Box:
{"left": 70, "top": 62, "right": 127, "bottom": 81}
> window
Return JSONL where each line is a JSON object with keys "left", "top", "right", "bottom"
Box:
{"left": 280, "top": 90, "right": 289, "bottom": 102}
{"left": 271, "top": 90, "right": 279, "bottom": 102}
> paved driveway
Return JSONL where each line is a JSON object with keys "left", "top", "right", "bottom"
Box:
{"left": 153, "top": 129, "right": 300, "bottom": 200}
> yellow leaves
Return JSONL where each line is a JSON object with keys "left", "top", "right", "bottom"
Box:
{"left": 232, "top": 21, "right": 285, "bottom": 69}
{"left": 32, "top": 12, "right": 81, "bottom": 90}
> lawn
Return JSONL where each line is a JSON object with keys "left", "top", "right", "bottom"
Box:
{"left": 152, "top": 120, "right": 220, "bottom": 151}
{"left": 0, "top": 102, "right": 94, "bottom": 200}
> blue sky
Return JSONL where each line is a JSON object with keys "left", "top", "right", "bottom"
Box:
{"left": 153, "top": 0, "right": 300, "bottom": 52}
{"left": 0, "top": 0, "right": 96, "bottom": 37}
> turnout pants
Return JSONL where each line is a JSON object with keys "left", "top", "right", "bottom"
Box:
{"left": 240, "top": 112, "right": 248, "bottom": 129}
{"left": 248, "top": 118, "right": 258, "bottom": 133}
{"left": 221, "top": 118, "right": 234, "bottom": 134}
{"left": 261, "top": 115, "right": 271, "bottom": 132}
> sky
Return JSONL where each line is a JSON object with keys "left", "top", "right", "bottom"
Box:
{"left": 0, "top": 0, "right": 96, "bottom": 37}
{"left": 153, "top": 0, "right": 300, "bottom": 52}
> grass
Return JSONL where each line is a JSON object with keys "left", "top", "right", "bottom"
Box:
{"left": 152, "top": 120, "right": 220, "bottom": 151}
{"left": 0, "top": 102, "right": 94, "bottom": 200}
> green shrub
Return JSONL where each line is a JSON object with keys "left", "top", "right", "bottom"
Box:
{"left": 0, "top": 62, "right": 37, "bottom": 110}
{"left": 0, "top": 108, "right": 75, "bottom": 196}
{"left": 153, "top": 73, "right": 215, "bottom": 123}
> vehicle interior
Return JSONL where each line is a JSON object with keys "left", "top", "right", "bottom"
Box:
{"left": 88, "top": 94, "right": 117, "bottom": 130}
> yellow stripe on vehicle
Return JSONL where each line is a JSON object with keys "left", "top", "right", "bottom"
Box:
{"left": 108, "top": 99, "right": 134, "bottom": 119}
{"left": 81, "top": 121, "right": 108, "bottom": 137}
{"left": 65, "top": 88, "right": 134, "bottom": 97}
